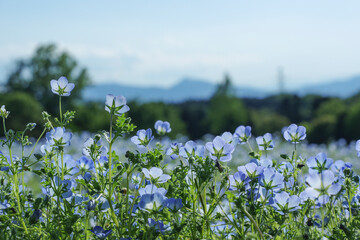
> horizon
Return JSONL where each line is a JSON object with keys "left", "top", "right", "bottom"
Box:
{"left": 1, "top": 1, "right": 360, "bottom": 90}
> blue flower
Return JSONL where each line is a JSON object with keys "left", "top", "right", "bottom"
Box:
{"left": 233, "top": 125, "right": 251, "bottom": 144}
{"left": 301, "top": 170, "right": 341, "bottom": 203}
{"left": 50, "top": 76, "right": 75, "bottom": 96}
{"left": 166, "top": 143, "right": 183, "bottom": 160}
{"left": 73, "top": 156, "right": 95, "bottom": 174}
{"left": 45, "top": 127, "right": 72, "bottom": 149}
{"left": 105, "top": 94, "right": 130, "bottom": 116}
{"left": 44, "top": 177, "right": 73, "bottom": 199}
{"left": 228, "top": 171, "right": 249, "bottom": 190}
{"left": 221, "top": 132, "right": 234, "bottom": 144}
{"left": 283, "top": 124, "right": 306, "bottom": 143}
{"left": 142, "top": 167, "right": 171, "bottom": 183}
{"left": 179, "top": 141, "right": 205, "bottom": 158}
{"left": 90, "top": 226, "right": 112, "bottom": 239}
{"left": 250, "top": 156, "right": 273, "bottom": 168}
{"left": 238, "top": 162, "right": 264, "bottom": 179}
{"left": 139, "top": 192, "right": 166, "bottom": 210}
{"left": 330, "top": 160, "right": 352, "bottom": 178}
{"left": 259, "top": 168, "right": 284, "bottom": 191}
{"left": 256, "top": 133, "right": 274, "bottom": 151}
{"left": 131, "top": 129, "right": 154, "bottom": 149}
{"left": 356, "top": 140, "right": 360, "bottom": 157}
{"left": 269, "top": 191, "right": 301, "bottom": 215}
{"left": 307, "top": 152, "right": 333, "bottom": 173}
{"left": 164, "top": 198, "right": 183, "bottom": 211}
{"left": 138, "top": 184, "right": 167, "bottom": 196}
{"left": 0, "top": 199, "right": 10, "bottom": 214}
{"left": 205, "top": 136, "right": 235, "bottom": 162}
{"left": 148, "top": 218, "right": 168, "bottom": 233}
{"left": 154, "top": 120, "right": 171, "bottom": 135}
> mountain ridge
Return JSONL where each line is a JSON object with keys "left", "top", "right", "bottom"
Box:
{"left": 82, "top": 75, "right": 360, "bottom": 102}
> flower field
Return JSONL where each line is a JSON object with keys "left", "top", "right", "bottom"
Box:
{"left": 1, "top": 77, "right": 360, "bottom": 239}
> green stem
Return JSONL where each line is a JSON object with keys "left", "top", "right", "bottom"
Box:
{"left": 243, "top": 204, "right": 264, "bottom": 240}
{"left": 10, "top": 149, "right": 29, "bottom": 236}
{"left": 85, "top": 211, "right": 89, "bottom": 240}
{"left": 27, "top": 128, "right": 47, "bottom": 159}
{"left": 59, "top": 96, "right": 62, "bottom": 126}
{"left": 108, "top": 113, "right": 113, "bottom": 187}
{"left": 2, "top": 117, "right": 7, "bottom": 140}
{"left": 61, "top": 151, "right": 64, "bottom": 180}
{"left": 107, "top": 196, "right": 121, "bottom": 235}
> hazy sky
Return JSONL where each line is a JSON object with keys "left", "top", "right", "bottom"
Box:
{"left": 1, "top": 1, "right": 360, "bottom": 90}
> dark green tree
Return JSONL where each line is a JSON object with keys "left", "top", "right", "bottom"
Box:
{"left": 205, "top": 75, "right": 248, "bottom": 135}
{"left": 0, "top": 92, "right": 43, "bottom": 135}
{"left": 5, "top": 43, "right": 91, "bottom": 115}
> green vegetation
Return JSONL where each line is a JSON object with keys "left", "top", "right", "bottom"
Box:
{"left": 2, "top": 43, "right": 360, "bottom": 143}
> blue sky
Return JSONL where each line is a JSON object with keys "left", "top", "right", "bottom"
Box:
{"left": 1, "top": 1, "right": 360, "bottom": 90}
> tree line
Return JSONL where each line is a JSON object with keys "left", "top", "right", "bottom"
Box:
{"left": 1, "top": 44, "right": 360, "bottom": 143}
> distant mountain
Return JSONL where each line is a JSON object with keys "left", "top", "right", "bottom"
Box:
{"left": 82, "top": 75, "right": 360, "bottom": 102}
{"left": 295, "top": 75, "right": 360, "bottom": 98}
{"left": 82, "top": 78, "right": 270, "bottom": 102}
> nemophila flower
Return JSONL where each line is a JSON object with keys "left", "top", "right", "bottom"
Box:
{"left": 45, "top": 127, "right": 72, "bottom": 149}
{"left": 154, "top": 120, "right": 171, "bottom": 135}
{"left": 283, "top": 124, "right": 306, "bottom": 143}
{"left": 166, "top": 142, "right": 183, "bottom": 160}
{"left": 269, "top": 191, "right": 301, "bottom": 215}
{"left": 233, "top": 125, "right": 251, "bottom": 144}
{"left": 139, "top": 184, "right": 167, "bottom": 196}
{"left": 0, "top": 200, "right": 10, "bottom": 214}
{"left": 148, "top": 218, "right": 168, "bottom": 233}
{"left": 98, "top": 196, "right": 110, "bottom": 210}
{"left": 142, "top": 167, "right": 171, "bottom": 183}
{"left": 139, "top": 192, "right": 166, "bottom": 210}
{"left": 205, "top": 136, "right": 235, "bottom": 162}
{"left": 131, "top": 128, "right": 154, "bottom": 149}
{"left": 179, "top": 140, "right": 205, "bottom": 158}
{"left": 238, "top": 162, "right": 264, "bottom": 179}
{"left": 82, "top": 137, "right": 94, "bottom": 156}
{"left": 259, "top": 168, "right": 284, "bottom": 191}
{"left": 44, "top": 177, "right": 73, "bottom": 199}
{"left": 40, "top": 142, "right": 52, "bottom": 155}
{"left": 256, "top": 186, "right": 272, "bottom": 202}
{"left": 90, "top": 226, "right": 112, "bottom": 239}
{"left": 228, "top": 171, "right": 249, "bottom": 191}
{"left": 164, "top": 198, "right": 183, "bottom": 211}
{"left": 73, "top": 156, "right": 95, "bottom": 174}
{"left": 0, "top": 105, "right": 9, "bottom": 118}
{"left": 50, "top": 76, "right": 75, "bottom": 96}
{"left": 221, "top": 131, "right": 234, "bottom": 144}
{"left": 105, "top": 94, "right": 129, "bottom": 116}
{"left": 301, "top": 170, "right": 341, "bottom": 203}
{"left": 256, "top": 133, "right": 274, "bottom": 151}
{"left": 356, "top": 140, "right": 360, "bottom": 157}
{"left": 250, "top": 156, "right": 273, "bottom": 168}
{"left": 307, "top": 152, "right": 333, "bottom": 173}
{"left": 330, "top": 160, "right": 352, "bottom": 178}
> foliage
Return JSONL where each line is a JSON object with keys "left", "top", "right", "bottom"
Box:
{"left": 1, "top": 77, "right": 360, "bottom": 240}
{"left": 0, "top": 92, "right": 43, "bottom": 135}
{"left": 5, "top": 43, "right": 91, "bottom": 114}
